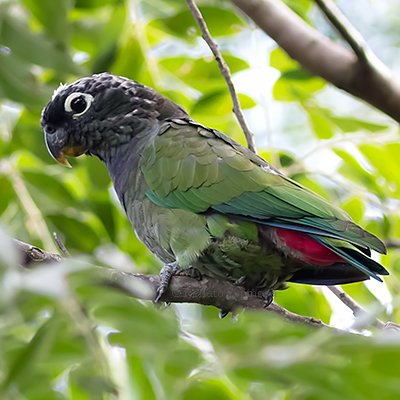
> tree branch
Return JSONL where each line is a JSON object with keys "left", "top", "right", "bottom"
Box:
{"left": 13, "top": 238, "right": 400, "bottom": 332}
{"left": 186, "top": 0, "right": 257, "bottom": 153}
{"left": 12, "top": 238, "right": 339, "bottom": 330}
{"left": 230, "top": 0, "right": 400, "bottom": 123}
{"left": 14, "top": 239, "right": 61, "bottom": 266}
{"left": 314, "top": 0, "right": 368, "bottom": 62}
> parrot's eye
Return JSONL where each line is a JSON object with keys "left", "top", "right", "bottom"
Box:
{"left": 64, "top": 92, "right": 93, "bottom": 118}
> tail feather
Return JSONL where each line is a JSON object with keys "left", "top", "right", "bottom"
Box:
{"left": 289, "top": 263, "right": 370, "bottom": 285}
{"left": 312, "top": 236, "right": 388, "bottom": 282}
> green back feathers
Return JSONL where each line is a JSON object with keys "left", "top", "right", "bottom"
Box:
{"left": 140, "top": 119, "right": 386, "bottom": 255}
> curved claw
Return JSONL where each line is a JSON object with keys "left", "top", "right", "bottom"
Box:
{"left": 154, "top": 262, "right": 179, "bottom": 303}
{"left": 259, "top": 289, "right": 274, "bottom": 308}
{"left": 219, "top": 309, "right": 230, "bottom": 319}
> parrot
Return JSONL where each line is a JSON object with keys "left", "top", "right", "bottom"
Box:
{"left": 41, "top": 72, "right": 388, "bottom": 312}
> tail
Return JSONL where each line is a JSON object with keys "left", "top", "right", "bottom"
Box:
{"left": 312, "top": 236, "right": 389, "bottom": 282}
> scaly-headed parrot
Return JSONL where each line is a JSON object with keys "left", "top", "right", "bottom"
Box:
{"left": 41, "top": 73, "right": 388, "bottom": 311}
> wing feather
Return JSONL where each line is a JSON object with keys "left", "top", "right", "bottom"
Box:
{"left": 140, "top": 119, "right": 386, "bottom": 255}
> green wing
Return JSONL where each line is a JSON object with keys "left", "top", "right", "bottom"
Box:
{"left": 140, "top": 119, "right": 386, "bottom": 254}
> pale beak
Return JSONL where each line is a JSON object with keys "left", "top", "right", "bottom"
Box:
{"left": 44, "top": 126, "right": 84, "bottom": 168}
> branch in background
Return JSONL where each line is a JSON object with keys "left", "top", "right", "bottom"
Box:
{"left": 327, "top": 285, "right": 388, "bottom": 330}
{"left": 386, "top": 239, "right": 400, "bottom": 249}
{"left": 314, "top": 0, "right": 368, "bottom": 62}
{"left": 14, "top": 239, "right": 61, "bottom": 266}
{"left": 314, "top": 0, "right": 389, "bottom": 75}
{"left": 230, "top": 0, "right": 400, "bottom": 123}
{"left": 186, "top": 0, "right": 257, "bottom": 153}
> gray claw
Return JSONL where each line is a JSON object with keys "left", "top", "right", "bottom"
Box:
{"left": 154, "top": 262, "right": 179, "bottom": 303}
{"left": 260, "top": 289, "right": 274, "bottom": 308}
{"left": 219, "top": 309, "right": 230, "bottom": 319}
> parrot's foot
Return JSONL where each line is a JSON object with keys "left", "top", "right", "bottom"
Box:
{"left": 154, "top": 262, "right": 179, "bottom": 303}
{"left": 175, "top": 266, "right": 203, "bottom": 280}
{"left": 258, "top": 289, "right": 274, "bottom": 308}
{"left": 219, "top": 309, "right": 230, "bottom": 319}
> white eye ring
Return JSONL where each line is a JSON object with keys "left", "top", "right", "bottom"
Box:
{"left": 64, "top": 92, "right": 94, "bottom": 118}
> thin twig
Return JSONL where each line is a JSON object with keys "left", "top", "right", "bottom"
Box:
{"left": 327, "top": 285, "right": 390, "bottom": 330}
{"left": 53, "top": 232, "right": 70, "bottom": 257}
{"left": 185, "top": 0, "right": 257, "bottom": 153}
{"left": 314, "top": 0, "right": 368, "bottom": 62}
{"left": 386, "top": 239, "right": 400, "bottom": 249}
{"left": 4, "top": 161, "right": 58, "bottom": 253}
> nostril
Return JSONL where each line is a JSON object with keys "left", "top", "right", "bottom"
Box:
{"left": 45, "top": 124, "right": 56, "bottom": 135}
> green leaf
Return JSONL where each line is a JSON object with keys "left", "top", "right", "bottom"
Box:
{"left": 0, "top": 52, "right": 49, "bottom": 108}
{"left": 341, "top": 196, "right": 365, "bottom": 223}
{"left": 358, "top": 143, "right": 400, "bottom": 196}
{"left": 334, "top": 148, "right": 384, "bottom": 197}
{"left": 160, "top": 55, "right": 249, "bottom": 91}
{"left": 183, "top": 378, "right": 242, "bottom": 400}
{"left": 330, "top": 116, "right": 388, "bottom": 133}
{"left": 270, "top": 47, "right": 298, "bottom": 72}
{"left": 0, "top": 14, "right": 78, "bottom": 74}
{"left": 191, "top": 90, "right": 255, "bottom": 115}
{"left": 304, "top": 105, "right": 335, "bottom": 139}
{"left": 273, "top": 70, "right": 325, "bottom": 101}
{"left": 151, "top": 6, "right": 244, "bottom": 39}
{"left": 22, "top": 0, "right": 71, "bottom": 45}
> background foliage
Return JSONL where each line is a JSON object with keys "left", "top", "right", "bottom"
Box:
{"left": 1, "top": 0, "right": 400, "bottom": 398}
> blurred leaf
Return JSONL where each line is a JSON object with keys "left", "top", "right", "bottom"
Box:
{"left": 47, "top": 213, "right": 103, "bottom": 251}
{"left": 270, "top": 47, "right": 298, "bottom": 72}
{"left": 110, "top": 28, "right": 146, "bottom": 82}
{"left": 0, "top": 13, "right": 78, "bottom": 74}
{"left": 160, "top": 55, "right": 249, "bottom": 91}
{"left": 334, "top": 148, "right": 385, "bottom": 197}
{"left": 273, "top": 69, "right": 325, "bottom": 101}
{"left": 22, "top": 0, "right": 71, "bottom": 45}
{"left": 341, "top": 196, "right": 365, "bottom": 223}
{"left": 75, "top": 0, "right": 121, "bottom": 8}
{"left": 330, "top": 116, "right": 388, "bottom": 133}
{"left": 304, "top": 105, "right": 335, "bottom": 139}
{"left": 191, "top": 90, "right": 255, "bottom": 115}
{"left": 0, "top": 52, "right": 49, "bottom": 108}
{"left": 359, "top": 143, "right": 400, "bottom": 196}
{"left": 151, "top": 6, "right": 244, "bottom": 39}
{"left": 183, "top": 378, "right": 241, "bottom": 400}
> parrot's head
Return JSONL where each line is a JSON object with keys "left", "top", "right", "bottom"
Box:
{"left": 41, "top": 72, "right": 187, "bottom": 166}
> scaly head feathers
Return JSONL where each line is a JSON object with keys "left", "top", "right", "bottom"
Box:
{"left": 41, "top": 72, "right": 187, "bottom": 165}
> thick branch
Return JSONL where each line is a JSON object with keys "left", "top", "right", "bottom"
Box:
{"left": 110, "top": 271, "right": 335, "bottom": 329}
{"left": 230, "top": 0, "right": 400, "bottom": 123}
{"left": 186, "top": 0, "right": 257, "bottom": 152}
{"left": 12, "top": 238, "right": 335, "bottom": 330}
{"left": 13, "top": 238, "right": 399, "bottom": 331}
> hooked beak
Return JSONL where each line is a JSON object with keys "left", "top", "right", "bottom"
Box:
{"left": 44, "top": 127, "right": 84, "bottom": 168}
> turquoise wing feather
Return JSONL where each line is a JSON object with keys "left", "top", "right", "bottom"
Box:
{"left": 140, "top": 119, "right": 386, "bottom": 255}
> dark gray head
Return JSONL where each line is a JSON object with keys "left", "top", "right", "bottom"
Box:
{"left": 41, "top": 72, "right": 187, "bottom": 165}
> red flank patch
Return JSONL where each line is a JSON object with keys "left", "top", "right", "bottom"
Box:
{"left": 276, "top": 227, "right": 344, "bottom": 266}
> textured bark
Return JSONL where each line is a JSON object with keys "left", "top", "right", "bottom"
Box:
{"left": 13, "top": 238, "right": 400, "bottom": 331}
{"left": 12, "top": 238, "right": 334, "bottom": 329}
